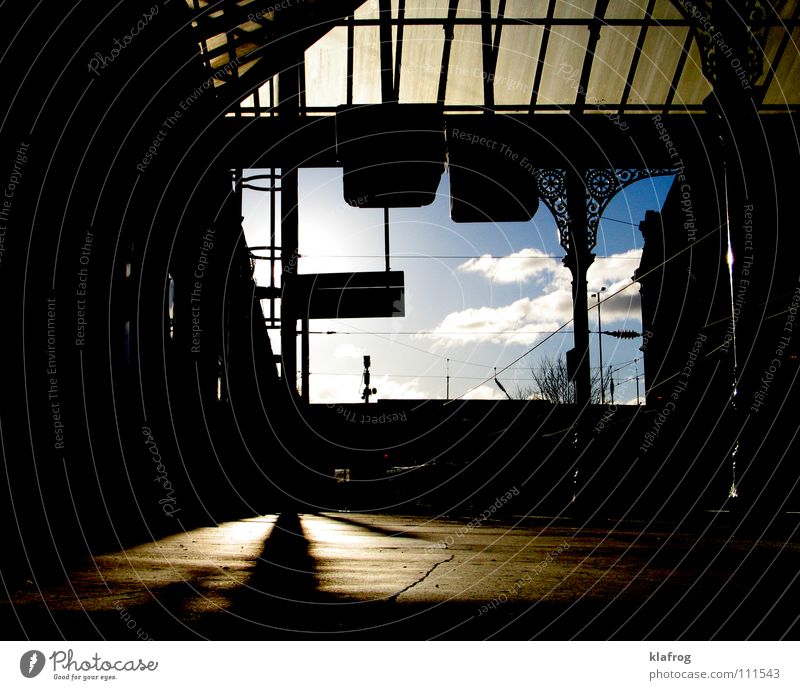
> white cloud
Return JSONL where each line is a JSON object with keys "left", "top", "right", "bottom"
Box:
{"left": 457, "top": 247, "right": 642, "bottom": 288}
{"left": 458, "top": 248, "right": 560, "bottom": 284}
{"left": 423, "top": 249, "right": 643, "bottom": 346}
{"left": 312, "top": 374, "right": 363, "bottom": 404}
{"left": 311, "top": 373, "right": 430, "bottom": 404}
{"left": 425, "top": 294, "right": 566, "bottom": 345}
{"left": 587, "top": 248, "right": 642, "bottom": 287}
{"left": 587, "top": 249, "right": 644, "bottom": 325}
{"left": 462, "top": 385, "right": 507, "bottom": 400}
{"left": 373, "top": 375, "right": 430, "bottom": 400}
{"left": 334, "top": 343, "right": 366, "bottom": 360}
{"left": 591, "top": 281, "right": 641, "bottom": 323}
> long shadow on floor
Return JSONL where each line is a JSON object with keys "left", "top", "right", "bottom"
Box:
{"left": 10, "top": 513, "right": 797, "bottom": 640}
{"left": 196, "top": 511, "right": 352, "bottom": 639}
{"left": 194, "top": 512, "right": 449, "bottom": 639}
{"left": 250, "top": 511, "right": 318, "bottom": 602}
{"left": 319, "top": 512, "right": 429, "bottom": 540}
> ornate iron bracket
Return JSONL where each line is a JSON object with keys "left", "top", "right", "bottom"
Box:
{"left": 536, "top": 168, "right": 676, "bottom": 253}
{"left": 675, "top": 0, "right": 773, "bottom": 89}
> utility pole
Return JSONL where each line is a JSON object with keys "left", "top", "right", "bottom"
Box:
{"left": 384, "top": 207, "right": 391, "bottom": 273}
{"left": 591, "top": 286, "right": 607, "bottom": 404}
{"left": 609, "top": 369, "right": 614, "bottom": 404}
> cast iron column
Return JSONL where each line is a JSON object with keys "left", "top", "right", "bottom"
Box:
{"left": 564, "top": 169, "right": 595, "bottom": 408}
{"left": 279, "top": 62, "right": 301, "bottom": 399}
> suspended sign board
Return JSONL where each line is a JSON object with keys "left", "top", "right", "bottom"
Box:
{"left": 336, "top": 104, "right": 445, "bottom": 208}
{"left": 284, "top": 271, "right": 405, "bottom": 319}
{"left": 447, "top": 115, "right": 540, "bottom": 223}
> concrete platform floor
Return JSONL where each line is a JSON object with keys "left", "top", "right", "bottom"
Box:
{"left": 2, "top": 512, "right": 799, "bottom": 640}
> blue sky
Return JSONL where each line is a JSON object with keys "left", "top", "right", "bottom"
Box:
{"left": 243, "top": 168, "right": 674, "bottom": 404}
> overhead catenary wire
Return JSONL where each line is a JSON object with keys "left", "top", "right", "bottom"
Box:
{"left": 445, "top": 322, "right": 573, "bottom": 403}
{"left": 283, "top": 216, "right": 647, "bottom": 261}
{"left": 307, "top": 330, "right": 576, "bottom": 335}
{"left": 278, "top": 222, "right": 720, "bottom": 399}
{"left": 312, "top": 360, "right": 640, "bottom": 380}
{"left": 297, "top": 253, "right": 642, "bottom": 260}
{"left": 314, "top": 372, "right": 544, "bottom": 381}
{"left": 446, "top": 224, "right": 722, "bottom": 402}
{"left": 305, "top": 322, "right": 574, "bottom": 370}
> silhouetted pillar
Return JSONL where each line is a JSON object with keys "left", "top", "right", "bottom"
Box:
{"left": 280, "top": 168, "right": 299, "bottom": 397}
{"left": 279, "top": 62, "right": 301, "bottom": 398}
{"left": 692, "top": 1, "right": 780, "bottom": 507}
{"left": 301, "top": 316, "right": 310, "bottom": 403}
{"left": 564, "top": 169, "right": 595, "bottom": 408}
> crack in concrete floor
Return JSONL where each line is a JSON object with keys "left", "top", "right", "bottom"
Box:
{"left": 390, "top": 554, "right": 455, "bottom": 603}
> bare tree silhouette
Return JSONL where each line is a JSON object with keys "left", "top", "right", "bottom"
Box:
{"left": 515, "top": 354, "right": 610, "bottom": 404}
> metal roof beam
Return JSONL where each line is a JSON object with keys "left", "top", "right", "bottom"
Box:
{"left": 760, "top": 1, "right": 800, "bottom": 104}
{"left": 618, "top": 0, "right": 656, "bottom": 113}
{"left": 529, "top": 0, "right": 556, "bottom": 113}
{"left": 572, "top": 0, "right": 609, "bottom": 117}
{"left": 437, "top": 0, "right": 460, "bottom": 105}
{"left": 217, "top": 112, "right": 738, "bottom": 168}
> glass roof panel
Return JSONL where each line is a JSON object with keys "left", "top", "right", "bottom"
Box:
{"left": 355, "top": 0, "right": 380, "bottom": 20}
{"left": 399, "top": 25, "right": 445, "bottom": 102}
{"left": 758, "top": 26, "right": 790, "bottom": 87}
{"left": 651, "top": 0, "right": 683, "bottom": 20}
{"left": 627, "top": 26, "right": 688, "bottom": 105}
{"left": 210, "top": 49, "right": 245, "bottom": 70}
{"left": 764, "top": 27, "right": 800, "bottom": 104}
{"left": 673, "top": 36, "right": 711, "bottom": 105}
{"left": 404, "top": 0, "right": 452, "bottom": 18}
{"left": 554, "top": 1, "right": 597, "bottom": 19}
{"left": 492, "top": 0, "right": 502, "bottom": 46}
{"left": 353, "top": 25, "right": 383, "bottom": 103}
{"left": 239, "top": 93, "right": 256, "bottom": 115}
{"left": 445, "top": 25, "right": 486, "bottom": 105}
{"left": 257, "top": 79, "right": 278, "bottom": 112}
{"left": 586, "top": 25, "right": 640, "bottom": 105}
{"left": 457, "top": 0, "right": 482, "bottom": 19}
{"left": 779, "top": 0, "right": 799, "bottom": 20}
{"left": 504, "top": 0, "right": 551, "bottom": 18}
{"left": 217, "top": 0, "right": 799, "bottom": 114}
{"left": 535, "top": 25, "right": 591, "bottom": 106}
{"left": 494, "top": 25, "right": 542, "bottom": 105}
{"left": 257, "top": 82, "right": 272, "bottom": 109}
{"left": 305, "top": 26, "right": 348, "bottom": 108}
{"left": 206, "top": 33, "right": 228, "bottom": 53}
{"left": 236, "top": 57, "right": 261, "bottom": 82}
{"left": 392, "top": 23, "right": 399, "bottom": 76}
{"left": 605, "top": 0, "right": 647, "bottom": 20}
